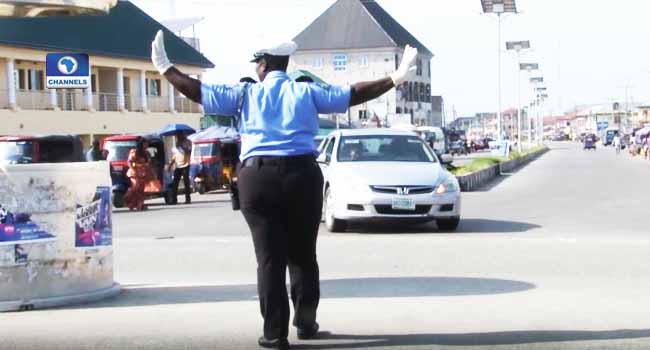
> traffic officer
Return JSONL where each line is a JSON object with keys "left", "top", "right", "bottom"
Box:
{"left": 151, "top": 30, "right": 418, "bottom": 349}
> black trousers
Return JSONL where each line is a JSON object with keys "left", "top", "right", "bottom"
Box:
{"left": 171, "top": 166, "right": 191, "bottom": 203}
{"left": 238, "top": 155, "right": 323, "bottom": 339}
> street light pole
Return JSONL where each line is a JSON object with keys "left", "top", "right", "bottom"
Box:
{"left": 481, "top": 0, "right": 517, "bottom": 142}
{"left": 497, "top": 12, "right": 502, "bottom": 143}
{"left": 507, "top": 41, "right": 532, "bottom": 152}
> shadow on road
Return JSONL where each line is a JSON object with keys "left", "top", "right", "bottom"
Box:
{"left": 345, "top": 219, "right": 540, "bottom": 234}
{"left": 63, "top": 277, "right": 535, "bottom": 309}
{"left": 458, "top": 219, "right": 541, "bottom": 233}
{"left": 292, "top": 329, "right": 650, "bottom": 349}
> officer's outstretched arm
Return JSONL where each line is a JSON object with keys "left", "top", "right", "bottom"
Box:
{"left": 350, "top": 45, "right": 418, "bottom": 107}
{"left": 151, "top": 30, "right": 202, "bottom": 103}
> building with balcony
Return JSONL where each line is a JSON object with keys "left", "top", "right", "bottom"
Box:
{"left": 0, "top": 1, "right": 213, "bottom": 147}
{"left": 289, "top": 0, "right": 434, "bottom": 126}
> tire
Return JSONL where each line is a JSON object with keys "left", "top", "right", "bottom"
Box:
{"left": 113, "top": 191, "right": 125, "bottom": 209}
{"left": 437, "top": 217, "right": 460, "bottom": 232}
{"left": 323, "top": 187, "right": 347, "bottom": 233}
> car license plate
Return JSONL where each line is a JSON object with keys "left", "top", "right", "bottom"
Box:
{"left": 113, "top": 165, "right": 124, "bottom": 171}
{"left": 392, "top": 198, "right": 416, "bottom": 210}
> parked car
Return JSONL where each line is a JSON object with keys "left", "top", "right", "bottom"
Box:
{"left": 448, "top": 140, "right": 469, "bottom": 156}
{"left": 317, "top": 129, "right": 461, "bottom": 232}
{"left": 0, "top": 135, "right": 84, "bottom": 165}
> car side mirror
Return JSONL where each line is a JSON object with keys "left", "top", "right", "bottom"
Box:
{"left": 440, "top": 154, "right": 453, "bottom": 165}
{"left": 316, "top": 153, "right": 328, "bottom": 164}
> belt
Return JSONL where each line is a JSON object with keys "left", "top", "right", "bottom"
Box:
{"left": 242, "top": 154, "right": 316, "bottom": 168}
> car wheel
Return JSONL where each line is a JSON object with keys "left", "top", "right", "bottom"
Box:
{"left": 324, "top": 187, "right": 347, "bottom": 233}
{"left": 437, "top": 217, "right": 460, "bottom": 232}
{"left": 113, "top": 192, "right": 125, "bottom": 208}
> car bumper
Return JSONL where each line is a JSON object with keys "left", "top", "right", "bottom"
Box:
{"left": 331, "top": 190, "right": 461, "bottom": 222}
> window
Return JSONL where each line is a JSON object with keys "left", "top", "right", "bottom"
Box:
{"left": 91, "top": 74, "right": 97, "bottom": 93}
{"left": 324, "top": 137, "right": 336, "bottom": 162}
{"left": 360, "top": 55, "right": 369, "bottom": 68}
{"left": 15, "top": 69, "right": 26, "bottom": 90}
{"left": 28, "top": 70, "right": 44, "bottom": 90}
{"left": 416, "top": 58, "right": 423, "bottom": 76}
{"left": 358, "top": 110, "right": 369, "bottom": 120}
{"left": 395, "top": 54, "right": 399, "bottom": 70}
{"left": 427, "top": 61, "right": 431, "bottom": 78}
{"left": 313, "top": 57, "right": 324, "bottom": 69}
{"left": 337, "top": 135, "right": 435, "bottom": 163}
{"left": 146, "top": 78, "right": 161, "bottom": 96}
{"left": 333, "top": 54, "right": 347, "bottom": 71}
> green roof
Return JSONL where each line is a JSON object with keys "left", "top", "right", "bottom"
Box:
{"left": 0, "top": 1, "right": 214, "bottom": 68}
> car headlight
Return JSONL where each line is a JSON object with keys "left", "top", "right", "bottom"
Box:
{"left": 435, "top": 179, "right": 459, "bottom": 194}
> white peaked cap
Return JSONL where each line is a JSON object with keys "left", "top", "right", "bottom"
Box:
{"left": 251, "top": 41, "right": 298, "bottom": 61}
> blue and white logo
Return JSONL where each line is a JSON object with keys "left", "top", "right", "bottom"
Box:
{"left": 46, "top": 53, "right": 90, "bottom": 89}
{"left": 57, "top": 56, "right": 79, "bottom": 75}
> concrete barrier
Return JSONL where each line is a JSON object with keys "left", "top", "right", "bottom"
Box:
{"left": 457, "top": 147, "right": 549, "bottom": 192}
{"left": 0, "top": 162, "right": 120, "bottom": 312}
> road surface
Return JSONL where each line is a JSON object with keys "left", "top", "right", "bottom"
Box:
{"left": 2, "top": 142, "right": 650, "bottom": 350}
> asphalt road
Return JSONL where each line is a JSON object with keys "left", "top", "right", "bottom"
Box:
{"left": 3, "top": 142, "right": 650, "bottom": 350}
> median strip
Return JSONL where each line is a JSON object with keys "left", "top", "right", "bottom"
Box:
{"left": 452, "top": 146, "right": 549, "bottom": 191}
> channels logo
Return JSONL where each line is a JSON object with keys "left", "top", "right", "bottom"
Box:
{"left": 46, "top": 53, "right": 90, "bottom": 89}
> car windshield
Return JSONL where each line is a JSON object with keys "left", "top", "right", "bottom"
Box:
{"left": 0, "top": 141, "right": 34, "bottom": 164}
{"left": 104, "top": 140, "right": 136, "bottom": 161}
{"left": 192, "top": 143, "right": 219, "bottom": 158}
{"left": 337, "top": 135, "right": 436, "bottom": 163}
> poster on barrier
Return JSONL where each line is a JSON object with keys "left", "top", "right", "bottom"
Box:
{"left": 75, "top": 186, "right": 112, "bottom": 248}
{"left": 0, "top": 205, "right": 57, "bottom": 246}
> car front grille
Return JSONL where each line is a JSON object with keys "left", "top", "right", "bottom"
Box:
{"left": 375, "top": 205, "right": 432, "bottom": 215}
{"left": 371, "top": 186, "right": 435, "bottom": 195}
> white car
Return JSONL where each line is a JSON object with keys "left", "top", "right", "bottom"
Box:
{"left": 317, "top": 129, "right": 461, "bottom": 232}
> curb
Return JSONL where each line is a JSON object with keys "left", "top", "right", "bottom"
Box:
{"left": 0, "top": 283, "right": 121, "bottom": 312}
{"left": 457, "top": 147, "right": 549, "bottom": 192}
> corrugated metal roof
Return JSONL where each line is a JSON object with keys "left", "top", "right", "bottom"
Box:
{"left": 293, "top": 0, "right": 432, "bottom": 56}
{"left": 0, "top": 1, "right": 214, "bottom": 68}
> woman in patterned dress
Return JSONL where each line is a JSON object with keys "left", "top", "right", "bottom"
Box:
{"left": 124, "top": 138, "right": 151, "bottom": 211}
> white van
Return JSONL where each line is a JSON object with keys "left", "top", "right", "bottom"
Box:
{"left": 416, "top": 126, "right": 446, "bottom": 155}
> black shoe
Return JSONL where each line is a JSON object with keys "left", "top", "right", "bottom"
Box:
{"left": 184, "top": 199, "right": 191, "bottom": 204}
{"left": 258, "top": 336, "right": 289, "bottom": 350}
{"left": 296, "top": 322, "right": 319, "bottom": 340}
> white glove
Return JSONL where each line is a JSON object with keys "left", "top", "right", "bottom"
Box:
{"left": 390, "top": 45, "right": 418, "bottom": 86}
{"left": 151, "top": 30, "right": 174, "bottom": 75}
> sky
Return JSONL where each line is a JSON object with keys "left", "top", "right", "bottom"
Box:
{"left": 131, "top": 0, "right": 650, "bottom": 118}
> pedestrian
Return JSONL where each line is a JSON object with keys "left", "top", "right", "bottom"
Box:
{"left": 151, "top": 30, "right": 418, "bottom": 349}
{"left": 613, "top": 134, "right": 622, "bottom": 155}
{"left": 167, "top": 132, "right": 192, "bottom": 204}
{"left": 124, "top": 138, "right": 151, "bottom": 211}
{"left": 86, "top": 139, "right": 104, "bottom": 161}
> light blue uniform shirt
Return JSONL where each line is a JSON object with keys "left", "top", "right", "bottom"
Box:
{"left": 201, "top": 71, "right": 351, "bottom": 160}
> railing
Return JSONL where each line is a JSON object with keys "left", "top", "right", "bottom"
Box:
{"left": 97, "top": 93, "right": 119, "bottom": 112}
{"left": 147, "top": 96, "right": 169, "bottom": 113}
{"left": 175, "top": 97, "right": 201, "bottom": 114}
{"left": 57, "top": 90, "right": 85, "bottom": 111}
{"left": 17, "top": 90, "right": 52, "bottom": 110}
{"left": 181, "top": 36, "right": 201, "bottom": 51}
